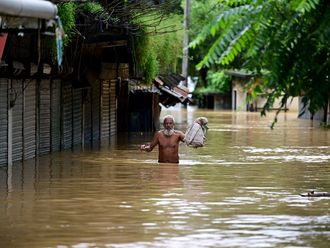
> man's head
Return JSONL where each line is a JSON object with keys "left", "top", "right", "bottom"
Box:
{"left": 162, "top": 115, "right": 175, "bottom": 136}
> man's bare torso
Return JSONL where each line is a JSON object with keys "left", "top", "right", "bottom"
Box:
{"left": 156, "top": 131, "right": 184, "bottom": 163}
{"left": 140, "top": 115, "right": 185, "bottom": 163}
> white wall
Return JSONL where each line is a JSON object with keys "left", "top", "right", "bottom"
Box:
{"left": 232, "top": 78, "right": 299, "bottom": 113}
{"left": 232, "top": 78, "right": 248, "bottom": 111}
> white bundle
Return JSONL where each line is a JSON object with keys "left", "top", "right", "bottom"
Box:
{"left": 185, "top": 117, "right": 208, "bottom": 148}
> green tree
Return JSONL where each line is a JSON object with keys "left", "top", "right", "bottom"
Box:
{"left": 191, "top": 0, "right": 330, "bottom": 125}
{"left": 189, "top": 0, "right": 224, "bottom": 87}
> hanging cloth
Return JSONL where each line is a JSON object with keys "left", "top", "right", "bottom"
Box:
{"left": 55, "top": 16, "right": 64, "bottom": 67}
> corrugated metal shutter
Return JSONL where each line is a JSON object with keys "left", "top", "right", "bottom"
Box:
{"left": 110, "top": 79, "right": 117, "bottom": 136}
{"left": 23, "top": 79, "right": 36, "bottom": 160}
{"left": 62, "top": 82, "right": 73, "bottom": 150}
{"left": 38, "top": 79, "right": 51, "bottom": 155}
{"left": 101, "top": 80, "right": 110, "bottom": 140}
{"left": 12, "top": 80, "right": 23, "bottom": 162}
{"left": 72, "top": 88, "right": 82, "bottom": 147}
{"left": 51, "top": 80, "right": 61, "bottom": 152}
{"left": 92, "top": 81, "right": 100, "bottom": 143}
{"left": 83, "top": 89, "right": 92, "bottom": 147}
{"left": 0, "top": 79, "right": 8, "bottom": 166}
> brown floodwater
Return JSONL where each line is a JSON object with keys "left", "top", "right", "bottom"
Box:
{"left": 0, "top": 107, "right": 329, "bottom": 248}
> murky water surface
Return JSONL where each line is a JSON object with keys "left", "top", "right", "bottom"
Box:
{"left": 1, "top": 108, "right": 329, "bottom": 248}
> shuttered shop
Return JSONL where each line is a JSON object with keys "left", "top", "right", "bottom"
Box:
{"left": 110, "top": 79, "right": 117, "bottom": 136}
{"left": 51, "top": 80, "right": 61, "bottom": 151}
{"left": 23, "top": 80, "right": 36, "bottom": 160}
{"left": 83, "top": 89, "right": 92, "bottom": 147}
{"left": 38, "top": 80, "right": 51, "bottom": 155}
{"left": 92, "top": 81, "right": 100, "bottom": 143}
{"left": 62, "top": 82, "right": 73, "bottom": 150}
{"left": 0, "top": 79, "right": 8, "bottom": 166}
{"left": 101, "top": 80, "right": 110, "bottom": 139}
{"left": 12, "top": 80, "right": 23, "bottom": 162}
{"left": 73, "top": 89, "right": 82, "bottom": 146}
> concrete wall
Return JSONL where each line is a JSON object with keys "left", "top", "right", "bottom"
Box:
{"left": 232, "top": 78, "right": 299, "bottom": 113}
{"left": 254, "top": 97, "right": 299, "bottom": 113}
{"left": 232, "top": 78, "right": 249, "bottom": 111}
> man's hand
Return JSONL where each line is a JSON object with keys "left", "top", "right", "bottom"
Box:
{"left": 140, "top": 144, "right": 151, "bottom": 151}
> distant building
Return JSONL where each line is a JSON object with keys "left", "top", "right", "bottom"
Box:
{"left": 229, "top": 70, "right": 298, "bottom": 113}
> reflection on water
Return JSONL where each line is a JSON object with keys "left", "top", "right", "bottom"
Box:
{"left": 0, "top": 108, "right": 329, "bottom": 248}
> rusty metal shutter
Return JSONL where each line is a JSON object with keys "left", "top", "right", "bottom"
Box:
{"left": 0, "top": 79, "right": 8, "bottom": 166}
{"left": 72, "top": 88, "right": 82, "bottom": 147}
{"left": 51, "top": 80, "right": 61, "bottom": 152}
{"left": 92, "top": 81, "right": 100, "bottom": 143}
{"left": 110, "top": 79, "right": 117, "bottom": 136}
{"left": 101, "top": 80, "right": 110, "bottom": 140}
{"left": 38, "top": 79, "right": 51, "bottom": 155}
{"left": 23, "top": 80, "right": 36, "bottom": 160}
{"left": 12, "top": 80, "right": 23, "bottom": 162}
{"left": 62, "top": 82, "right": 73, "bottom": 150}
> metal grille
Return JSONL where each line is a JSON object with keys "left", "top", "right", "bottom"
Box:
{"left": 0, "top": 79, "right": 8, "bottom": 166}
{"left": 23, "top": 79, "right": 36, "bottom": 159}
{"left": 72, "top": 88, "right": 82, "bottom": 147}
{"left": 92, "top": 80, "right": 100, "bottom": 143}
{"left": 83, "top": 89, "right": 92, "bottom": 147}
{"left": 101, "top": 80, "right": 110, "bottom": 139}
{"left": 51, "top": 80, "right": 61, "bottom": 152}
{"left": 62, "top": 82, "right": 73, "bottom": 150}
{"left": 110, "top": 79, "right": 117, "bottom": 136}
{"left": 38, "top": 79, "right": 51, "bottom": 155}
{"left": 12, "top": 80, "right": 23, "bottom": 162}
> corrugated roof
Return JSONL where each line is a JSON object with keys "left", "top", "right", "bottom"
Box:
{"left": 154, "top": 74, "right": 192, "bottom": 107}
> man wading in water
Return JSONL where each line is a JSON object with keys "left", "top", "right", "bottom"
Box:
{"left": 140, "top": 115, "right": 185, "bottom": 163}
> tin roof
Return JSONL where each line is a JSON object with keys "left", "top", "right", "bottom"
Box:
{"left": 154, "top": 74, "right": 192, "bottom": 107}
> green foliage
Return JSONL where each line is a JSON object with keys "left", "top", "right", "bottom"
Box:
{"left": 80, "top": 2, "right": 104, "bottom": 13}
{"left": 47, "top": 1, "right": 76, "bottom": 64}
{"left": 291, "top": 0, "right": 320, "bottom": 13}
{"left": 189, "top": 0, "right": 224, "bottom": 74}
{"left": 150, "top": 14, "right": 183, "bottom": 74}
{"left": 191, "top": 0, "right": 330, "bottom": 123}
{"left": 190, "top": 4, "right": 260, "bottom": 68}
{"left": 195, "top": 70, "right": 231, "bottom": 93}
{"left": 53, "top": 1, "right": 117, "bottom": 64}
{"left": 57, "top": 1, "right": 111, "bottom": 46}
{"left": 132, "top": 32, "right": 159, "bottom": 84}
{"left": 132, "top": 13, "right": 183, "bottom": 84}
{"left": 80, "top": 2, "right": 119, "bottom": 23}
{"left": 144, "top": 51, "right": 159, "bottom": 84}
{"left": 58, "top": 1, "right": 76, "bottom": 47}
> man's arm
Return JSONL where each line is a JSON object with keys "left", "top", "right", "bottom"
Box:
{"left": 140, "top": 132, "right": 159, "bottom": 152}
{"left": 177, "top": 130, "right": 185, "bottom": 142}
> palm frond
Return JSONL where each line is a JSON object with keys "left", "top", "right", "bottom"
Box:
{"left": 195, "top": 5, "right": 262, "bottom": 68}
{"left": 291, "top": 0, "right": 320, "bottom": 13}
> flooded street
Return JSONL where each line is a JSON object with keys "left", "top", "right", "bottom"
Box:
{"left": 0, "top": 107, "right": 329, "bottom": 248}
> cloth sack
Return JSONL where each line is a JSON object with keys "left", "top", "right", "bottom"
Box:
{"left": 185, "top": 117, "right": 208, "bottom": 148}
